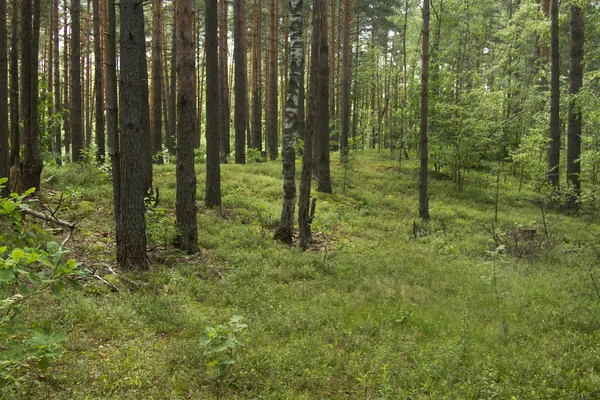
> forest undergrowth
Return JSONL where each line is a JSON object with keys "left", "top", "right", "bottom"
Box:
{"left": 3, "top": 150, "right": 600, "bottom": 399}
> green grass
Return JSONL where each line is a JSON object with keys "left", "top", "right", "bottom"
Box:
{"left": 5, "top": 150, "right": 600, "bottom": 399}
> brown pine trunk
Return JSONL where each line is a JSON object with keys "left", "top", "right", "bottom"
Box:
{"left": 53, "top": 0, "right": 62, "bottom": 165}
{"left": 168, "top": 4, "right": 177, "bottom": 155}
{"left": 151, "top": 0, "right": 164, "bottom": 164}
{"left": 340, "top": 0, "right": 350, "bottom": 154}
{"left": 251, "top": 0, "right": 262, "bottom": 150}
{"left": 267, "top": 0, "right": 279, "bottom": 160}
{"left": 0, "top": 0, "right": 8, "bottom": 190}
{"left": 315, "top": 0, "right": 331, "bottom": 193}
{"left": 9, "top": 0, "right": 19, "bottom": 174}
{"left": 205, "top": 0, "right": 222, "bottom": 207}
{"left": 547, "top": 0, "right": 560, "bottom": 187}
{"left": 71, "top": 0, "right": 83, "bottom": 162}
{"left": 93, "top": 0, "right": 105, "bottom": 162}
{"left": 219, "top": 0, "right": 231, "bottom": 162}
{"left": 161, "top": 20, "right": 171, "bottom": 156}
{"left": 63, "top": 0, "right": 71, "bottom": 157}
{"left": 85, "top": 0, "right": 91, "bottom": 151}
{"left": 175, "top": 0, "right": 199, "bottom": 253}
{"left": 419, "top": 0, "right": 430, "bottom": 220}
{"left": 234, "top": 0, "right": 247, "bottom": 164}
{"left": 48, "top": 25, "right": 54, "bottom": 155}
{"left": 329, "top": 0, "right": 335, "bottom": 121}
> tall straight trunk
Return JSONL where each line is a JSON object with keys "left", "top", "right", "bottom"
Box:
{"left": 234, "top": 0, "right": 247, "bottom": 164}
{"left": 84, "top": 0, "right": 91, "bottom": 150}
{"left": 151, "top": 0, "right": 164, "bottom": 164}
{"left": 297, "top": 9, "right": 305, "bottom": 141}
{"left": 161, "top": 22, "right": 170, "bottom": 154}
{"left": 566, "top": 3, "right": 584, "bottom": 207}
{"left": 53, "top": 0, "right": 62, "bottom": 165}
{"left": 547, "top": 0, "right": 560, "bottom": 187}
{"left": 340, "top": 0, "right": 350, "bottom": 154}
{"left": 107, "top": 0, "right": 121, "bottom": 263}
{"left": 205, "top": 0, "right": 221, "bottom": 207}
{"left": 251, "top": 0, "right": 262, "bottom": 150}
{"left": 93, "top": 0, "right": 105, "bottom": 162}
{"left": 266, "top": 0, "right": 279, "bottom": 160}
{"left": 71, "top": 0, "right": 83, "bottom": 162}
{"left": 0, "top": 0, "right": 8, "bottom": 190}
{"left": 63, "top": 0, "right": 70, "bottom": 157}
{"left": 218, "top": 0, "right": 230, "bottom": 161}
{"left": 118, "top": 0, "right": 149, "bottom": 271}
{"left": 168, "top": 4, "right": 177, "bottom": 154}
{"left": 329, "top": 0, "right": 335, "bottom": 121}
{"left": 48, "top": 25, "right": 54, "bottom": 155}
{"left": 315, "top": 0, "right": 331, "bottom": 193}
{"left": 175, "top": 0, "right": 199, "bottom": 253}
{"left": 275, "top": 0, "right": 303, "bottom": 244}
{"left": 419, "top": 0, "right": 430, "bottom": 220}
{"left": 21, "top": 0, "right": 43, "bottom": 191}
{"left": 9, "top": 0, "right": 19, "bottom": 173}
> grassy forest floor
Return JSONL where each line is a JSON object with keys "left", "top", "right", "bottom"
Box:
{"left": 5, "top": 150, "right": 600, "bottom": 399}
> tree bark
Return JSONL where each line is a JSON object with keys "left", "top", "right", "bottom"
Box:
{"left": 274, "top": 0, "right": 303, "bottom": 244}
{"left": 566, "top": 3, "right": 584, "bottom": 208}
{"left": 205, "top": 0, "right": 222, "bottom": 208}
{"left": 340, "top": 0, "right": 350, "bottom": 155}
{"left": 175, "top": 0, "right": 199, "bottom": 253}
{"left": 9, "top": 0, "right": 19, "bottom": 174}
{"left": 547, "top": 0, "right": 560, "bottom": 187}
{"left": 168, "top": 2, "right": 177, "bottom": 155}
{"left": 315, "top": 0, "right": 332, "bottom": 193}
{"left": 53, "top": 0, "right": 62, "bottom": 165}
{"left": 0, "top": 0, "right": 8, "bottom": 192}
{"left": 419, "top": 0, "right": 430, "bottom": 220}
{"left": 267, "top": 0, "right": 279, "bottom": 160}
{"left": 151, "top": 0, "right": 164, "bottom": 164}
{"left": 118, "top": 0, "right": 150, "bottom": 271}
{"left": 234, "top": 0, "right": 247, "bottom": 164}
{"left": 71, "top": 0, "right": 83, "bottom": 162}
{"left": 218, "top": 0, "right": 231, "bottom": 162}
{"left": 94, "top": 0, "right": 105, "bottom": 162}
{"left": 251, "top": 0, "right": 263, "bottom": 150}
{"left": 63, "top": 0, "right": 71, "bottom": 157}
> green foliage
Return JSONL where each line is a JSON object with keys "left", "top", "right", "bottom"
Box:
{"left": 200, "top": 315, "right": 247, "bottom": 377}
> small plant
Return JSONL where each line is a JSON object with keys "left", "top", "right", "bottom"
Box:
{"left": 200, "top": 315, "right": 248, "bottom": 378}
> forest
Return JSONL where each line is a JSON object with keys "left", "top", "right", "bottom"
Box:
{"left": 1, "top": 0, "right": 600, "bottom": 398}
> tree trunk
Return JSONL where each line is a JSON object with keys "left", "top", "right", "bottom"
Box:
{"left": 53, "top": 0, "right": 62, "bottom": 165}
{"left": 315, "top": 0, "right": 332, "bottom": 193}
{"left": 152, "top": 0, "right": 164, "bottom": 164}
{"left": 118, "top": 0, "right": 150, "bottom": 271}
{"left": 93, "top": 0, "right": 105, "bottom": 162}
{"left": 419, "top": 0, "right": 430, "bottom": 220}
{"left": 205, "top": 0, "right": 222, "bottom": 208}
{"left": 175, "top": 0, "right": 199, "bottom": 253}
{"left": 234, "top": 0, "right": 247, "bottom": 164}
{"left": 168, "top": 2, "right": 177, "bottom": 155}
{"left": 267, "top": 0, "right": 279, "bottom": 160}
{"left": 63, "top": 0, "right": 71, "bottom": 157}
{"left": 218, "top": 0, "right": 231, "bottom": 162}
{"left": 274, "top": 0, "right": 303, "bottom": 244}
{"left": 71, "top": 0, "right": 83, "bottom": 162}
{"left": 251, "top": 0, "right": 263, "bottom": 150}
{"left": 547, "top": 0, "right": 560, "bottom": 187}
{"left": 9, "top": 0, "right": 19, "bottom": 175}
{"left": 0, "top": 0, "right": 8, "bottom": 192}
{"left": 340, "top": 0, "right": 350, "bottom": 155}
{"left": 84, "top": 0, "right": 91, "bottom": 150}
{"left": 566, "top": 3, "right": 584, "bottom": 208}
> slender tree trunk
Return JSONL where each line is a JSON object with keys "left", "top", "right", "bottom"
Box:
{"left": 251, "top": 0, "right": 263, "bottom": 150}
{"left": 53, "top": 0, "right": 62, "bottom": 165}
{"left": 234, "top": 0, "right": 247, "bottom": 164}
{"left": 547, "top": 0, "right": 560, "bottom": 187}
{"left": 175, "top": 0, "right": 199, "bottom": 253}
{"left": 168, "top": 4, "right": 177, "bottom": 155}
{"left": 161, "top": 20, "right": 171, "bottom": 156}
{"left": 9, "top": 0, "right": 19, "bottom": 176}
{"left": 315, "top": 0, "right": 332, "bottom": 193}
{"left": 566, "top": 3, "right": 584, "bottom": 208}
{"left": 0, "top": 0, "right": 8, "bottom": 191}
{"left": 274, "top": 0, "right": 303, "bottom": 244}
{"left": 297, "top": 9, "right": 305, "bottom": 141}
{"left": 63, "top": 0, "right": 71, "bottom": 157}
{"left": 151, "top": 0, "right": 164, "bottom": 164}
{"left": 94, "top": 0, "right": 105, "bottom": 162}
{"left": 118, "top": 0, "right": 150, "bottom": 271}
{"left": 340, "top": 0, "right": 350, "bottom": 154}
{"left": 267, "top": 0, "right": 279, "bottom": 160}
{"left": 84, "top": 0, "right": 91, "bottom": 150}
{"left": 71, "top": 0, "right": 83, "bottom": 162}
{"left": 206, "top": 0, "right": 222, "bottom": 207}
{"left": 419, "top": 0, "right": 430, "bottom": 220}
{"left": 218, "top": 0, "right": 231, "bottom": 162}
{"left": 48, "top": 25, "right": 54, "bottom": 155}
{"left": 107, "top": 0, "right": 121, "bottom": 264}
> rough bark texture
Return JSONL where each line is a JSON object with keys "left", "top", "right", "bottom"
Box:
{"left": 274, "top": 0, "right": 303, "bottom": 244}
{"left": 9, "top": 0, "right": 19, "bottom": 173}
{"left": 0, "top": 0, "right": 8, "bottom": 191}
{"left": 94, "top": 0, "right": 105, "bottom": 162}
{"left": 118, "top": 0, "right": 149, "bottom": 271}
{"left": 205, "top": 0, "right": 222, "bottom": 208}
{"left": 21, "top": 0, "right": 43, "bottom": 191}
{"left": 168, "top": 3, "right": 177, "bottom": 155}
{"left": 234, "top": 0, "right": 247, "bottom": 164}
{"left": 315, "top": 0, "right": 332, "bottom": 193}
{"left": 251, "top": 0, "right": 263, "bottom": 150}
{"left": 566, "top": 3, "right": 584, "bottom": 207}
{"left": 340, "top": 0, "right": 350, "bottom": 154}
{"left": 174, "top": 0, "right": 199, "bottom": 253}
{"left": 53, "top": 0, "right": 62, "bottom": 165}
{"left": 419, "top": 0, "right": 430, "bottom": 220}
{"left": 71, "top": 0, "right": 83, "bottom": 162}
{"left": 107, "top": 0, "right": 121, "bottom": 264}
{"left": 219, "top": 0, "right": 231, "bottom": 162}
{"left": 151, "top": 0, "right": 164, "bottom": 164}
{"left": 267, "top": 0, "right": 279, "bottom": 160}
{"left": 547, "top": 0, "right": 560, "bottom": 187}
{"left": 63, "top": 0, "right": 71, "bottom": 156}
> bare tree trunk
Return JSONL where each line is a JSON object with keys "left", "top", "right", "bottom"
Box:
{"left": 94, "top": 0, "right": 105, "bottom": 162}
{"left": 151, "top": 0, "right": 164, "bottom": 164}
{"left": 205, "top": 0, "right": 222, "bottom": 208}
{"left": 175, "top": 0, "right": 199, "bottom": 252}
{"left": 547, "top": 0, "right": 560, "bottom": 187}
{"left": 71, "top": 0, "right": 83, "bottom": 162}
{"left": 251, "top": 0, "right": 263, "bottom": 150}
{"left": 84, "top": 0, "right": 91, "bottom": 150}
{"left": 566, "top": 3, "right": 584, "bottom": 208}
{"left": 53, "top": 0, "right": 62, "bottom": 165}
{"left": 234, "top": 0, "right": 247, "bottom": 164}
{"left": 0, "top": 0, "right": 8, "bottom": 192}
{"left": 419, "top": 0, "right": 430, "bottom": 220}
{"left": 274, "top": 0, "right": 303, "bottom": 244}
{"left": 340, "top": 0, "right": 350, "bottom": 154}
{"left": 63, "top": 0, "right": 71, "bottom": 158}
{"left": 168, "top": 2, "right": 177, "bottom": 155}
{"left": 9, "top": 0, "right": 19, "bottom": 175}
{"left": 315, "top": 0, "right": 332, "bottom": 193}
{"left": 267, "top": 0, "right": 279, "bottom": 160}
{"left": 218, "top": 0, "right": 231, "bottom": 162}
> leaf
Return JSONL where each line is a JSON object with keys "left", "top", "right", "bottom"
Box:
{"left": 10, "top": 249, "right": 26, "bottom": 264}
{"left": 38, "top": 356, "right": 49, "bottom": 371}
{"left": 0, "top": 268, "right": 16, "bottom": 282}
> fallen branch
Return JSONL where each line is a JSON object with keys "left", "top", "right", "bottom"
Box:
{"left": 22, "top": 208, "right": 78, "bottom": 230}
{"left": 84, "top": 268, "right": 119, "bottom": 292}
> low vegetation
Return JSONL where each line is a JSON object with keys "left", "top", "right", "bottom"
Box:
{"left": 2, "top": 151, "right": 600, "bottom": 399}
